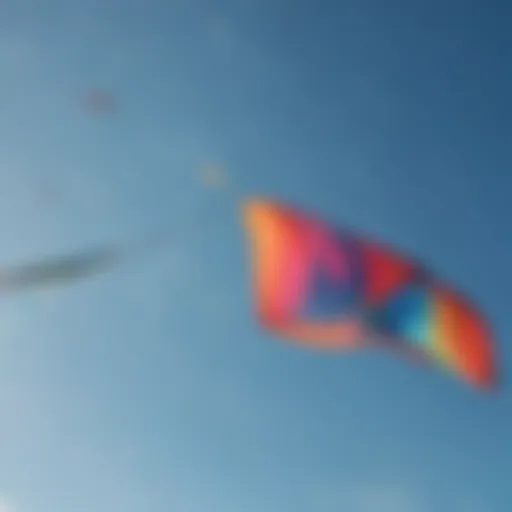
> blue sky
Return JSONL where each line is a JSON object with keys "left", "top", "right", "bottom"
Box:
{"left": 0, "top": 0, "right": 510, "bottom": 511}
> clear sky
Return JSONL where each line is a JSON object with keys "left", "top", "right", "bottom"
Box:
{"left": 0, "top": 0, "right": 510, "bottom": 511}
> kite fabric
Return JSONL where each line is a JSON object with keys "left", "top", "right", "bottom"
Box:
{"left": 242, "top": 198, "right": 499, "bottom": 391}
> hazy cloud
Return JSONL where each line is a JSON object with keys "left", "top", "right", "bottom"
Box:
{"left": 0, "top": 496, "right": 16, "bottom": 512}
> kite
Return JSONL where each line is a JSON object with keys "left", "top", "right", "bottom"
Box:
{"left": 241, "top": 198, "right": 499, "bottom": 391}
{"left": 84, "top": 90, "right": 117, "bottom": 115}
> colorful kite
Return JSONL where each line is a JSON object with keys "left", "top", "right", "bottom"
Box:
{"left": 242, "top": 198, "right": 499, "bottom": 391}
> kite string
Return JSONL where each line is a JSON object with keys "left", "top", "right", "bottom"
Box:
{"left": 201, "top": 163, "right": 244, "bottom": 206}
{"left": 123, "top": 165, "right": 245, "bottom": 262}
{"left": 0, "top": 166, "right": 245, "bottom": 295}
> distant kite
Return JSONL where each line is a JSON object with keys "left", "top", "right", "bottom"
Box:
{"left": 84, "top": 90, "right": 117, "bottom": 115}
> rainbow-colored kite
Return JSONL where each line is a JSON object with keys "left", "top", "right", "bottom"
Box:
{"left": 242, "top": 198, "right": 498, "bottom": 391}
